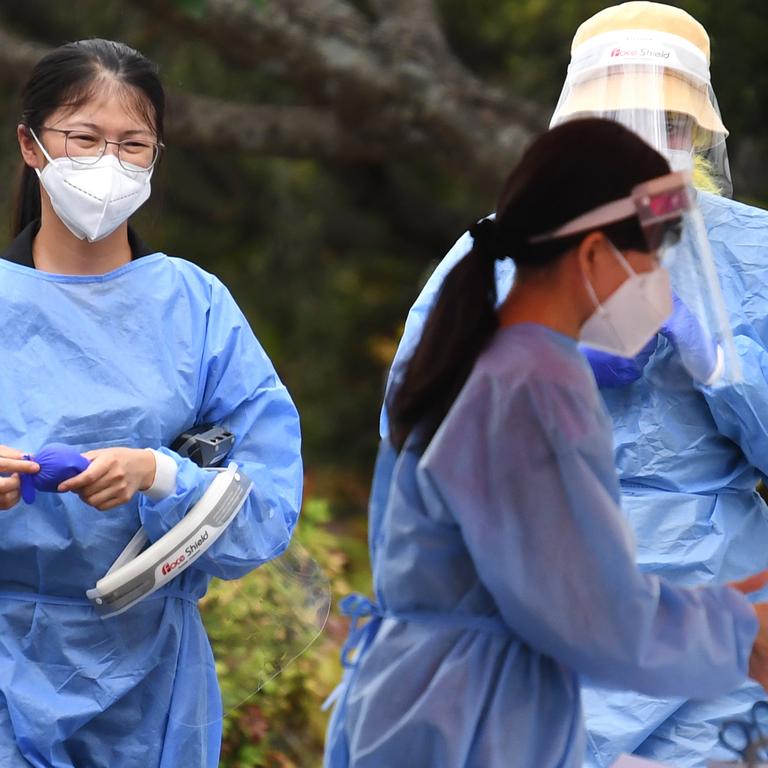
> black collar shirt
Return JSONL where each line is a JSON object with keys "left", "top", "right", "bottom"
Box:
{"left": 0, "top": 220, "right": 153, "bottom": 267}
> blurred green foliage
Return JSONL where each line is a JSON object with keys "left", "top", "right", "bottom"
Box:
{"left": 0, "top": 1, "right": 764, "bottom": 764}
{"left": 203, "top": 496, "right": 370, "bottom": 767}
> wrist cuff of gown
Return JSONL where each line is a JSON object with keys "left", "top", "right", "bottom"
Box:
{"left": 144, "top": 449, "right": 178, "bottom": 500}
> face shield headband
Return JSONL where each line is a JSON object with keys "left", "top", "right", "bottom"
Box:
{"left": 86, "top": 462, "right": 252, "bottom": 618}
{"left": 566, "top": 29, "right": 713, "bottom": 99}
{"left": 528, "top": 170, "right": 688, "bottom": 253}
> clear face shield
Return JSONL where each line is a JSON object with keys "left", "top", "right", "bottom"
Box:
{"left": 177, "top": 537, "right": 332, "bottom": 730}
{"left": 550, "top": 30, "right": 732, "bottom": 197}
{"left": 531, "top": 171, "right": 740, "bottom": 386}
{"left": 73, "top": 458, "right": 331, "bottom": 734}
{"left": 80, "top": 531, "right": 331, "bottom": 734}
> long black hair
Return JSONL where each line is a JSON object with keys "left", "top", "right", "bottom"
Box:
{"left": 13, "top": 38, "right": 165, "bottom": 235}
{"left": 387, "top": 117, "right": 671, "bottom": 452}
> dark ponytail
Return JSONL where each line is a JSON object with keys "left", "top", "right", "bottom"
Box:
{"left": 12, "top": 38, "right": 165, "bottom": 235}
{"left": 386, "top": 219, "right": 503, "bottom": 451}
{"left": 387, "top": 117, "right": 672, "bottom": 452}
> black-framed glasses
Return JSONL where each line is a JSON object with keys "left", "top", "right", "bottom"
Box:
{"left": 39, "top": 127, "right": 164, "bottom": 171}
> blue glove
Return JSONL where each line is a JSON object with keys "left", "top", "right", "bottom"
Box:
{"left": 660, "top": 292, "right": 723, "bottom": 385}
{"left": 580, "top": 337, "right": 657, "bottom": 388}
{"left": 19, "top": 442, "right": 91, "bottom": 504}
{"left": 581, "top": 294, "right": 723, "bottom": 388}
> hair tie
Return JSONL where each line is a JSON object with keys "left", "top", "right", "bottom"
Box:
{"left": 469, "top": 218, "right": 508, "bottom": 262}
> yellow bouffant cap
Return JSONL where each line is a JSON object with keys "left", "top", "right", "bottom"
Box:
{"left": 572, "top": 2, "right": 710, "bottom": 62}
{"left": 558, "top": 1, "right": 726, "bottom": 136}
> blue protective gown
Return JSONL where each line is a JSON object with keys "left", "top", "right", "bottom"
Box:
{"left": 0, "top": 252, "right": 302, "bottom": 767}
{"left": 325, "top": 322, "right": 756, "bottom": 768}
{"left": 377, "top": 193, "right": 768, "bottom": 768}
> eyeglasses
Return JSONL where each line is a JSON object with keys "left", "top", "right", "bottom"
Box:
{"left": 39, "top": 127, "right": 164, "bottom": 171}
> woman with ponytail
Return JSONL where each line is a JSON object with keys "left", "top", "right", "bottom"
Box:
{"left": 323, "top": 118, "right": 768, "bottom": 768}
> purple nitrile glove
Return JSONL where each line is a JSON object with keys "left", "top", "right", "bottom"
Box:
{"left": 580, "top": 336, "right": 658, "bottom": 388}
{"left": 581, "top": 293, "right": 722, "bottom": 388}
{"left": 19, "top": 443, "right": 91, "bottom": 504}
{"left": 660, "top": 292, "right": 723, "bottom": 385}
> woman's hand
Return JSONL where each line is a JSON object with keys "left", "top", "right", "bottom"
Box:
{"left": 0, "top": 445, "right": 40, "bottom": 510}
{"left": 730, "top": 570, "right": 768, "bottom": 690}
{"left": 58, "top": 447, "right": 156, "bottom": 511}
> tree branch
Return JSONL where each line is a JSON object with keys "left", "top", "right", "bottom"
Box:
{"left": 166, "top": 92, "right": 388, "bottom": 162}
{"left": 370, "top": 0, "right": 454, "bottom": 66}
{"left": 0, "top": 26, "right": 50, "bottom": 74}
{"left": 133, "top": 0, "right": 547, "bottom": 187}
{"left": 0, "top": 24, "right": 391, "bottom": 164}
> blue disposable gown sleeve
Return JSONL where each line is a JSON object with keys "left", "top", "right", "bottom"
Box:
{"left": 692, "top": 195, "right": 768, "bottom": 477}
{"left": 701, "top": 332, "right": 768, "bottom": 479}
{"left": 138, "top": 277, "right": 303, "bottom": 579}
{"left": 419, "top": 372, "right": 757, "bottom": 697}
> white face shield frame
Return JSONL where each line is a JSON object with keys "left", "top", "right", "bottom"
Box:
{"left": 550, "top": 29, "right": 731, "bottom": 197}
{"left": 86, "top": 462, "right": 251, "bottom": 618}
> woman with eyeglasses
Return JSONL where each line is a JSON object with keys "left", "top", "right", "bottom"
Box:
{"left": 323, "top": 118, "right": 768, "bottom": 768}
{"left": 0, "top": 39, "right": 302, "bottom": 767}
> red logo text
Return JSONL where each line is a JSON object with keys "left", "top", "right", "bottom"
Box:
{"left": 162, "top": 554, "right": 186, "bottom": 575}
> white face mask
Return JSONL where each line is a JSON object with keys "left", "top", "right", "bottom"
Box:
{"left": 580, "top": 243, "right": 673, "bottom": 358}
{"left": 31, "top": 129, "right": 152, "bottom": 242}
{"left": 664, "top": 148, "right": 695, "bottom": 174}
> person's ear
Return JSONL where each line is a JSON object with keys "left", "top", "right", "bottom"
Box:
{"left": 576, "top": 231, "right": 607, "bottom": 285}
{"left": 17, "top": 124, "right": 44, "bottom": 170}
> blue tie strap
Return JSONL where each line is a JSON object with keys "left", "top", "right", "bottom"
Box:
{"left": 339, "top": 593, "right": 383, "bottom": 669}
{"left": 322, "top": 594, "right": 383, "bottom": 713}
{"left": 323, "top": 593, "right": 511, "bottom": 714}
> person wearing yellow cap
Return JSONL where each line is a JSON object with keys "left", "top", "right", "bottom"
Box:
{"left": 373, "top": 3, "right": 768, "bottom": 767}
{"left": 550, "top": 0, "right": 731, "bottom": 195}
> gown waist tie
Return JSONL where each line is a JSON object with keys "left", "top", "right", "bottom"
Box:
{"left": 322, "top": 592, "right": 509, "bottom": 712}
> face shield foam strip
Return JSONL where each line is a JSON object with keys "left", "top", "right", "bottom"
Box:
{"left": 86, "top": 462, "right": 252, "bottom": 618}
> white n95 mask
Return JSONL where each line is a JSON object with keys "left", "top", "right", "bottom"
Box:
{"left": 31, "top": 130, "right": 152, "bottom": 243}
{"left": 665, "top": 148, "right": 695, "bottom": 174}
{"left": 580, "top": 244, "right": 673, "bottom": 358}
